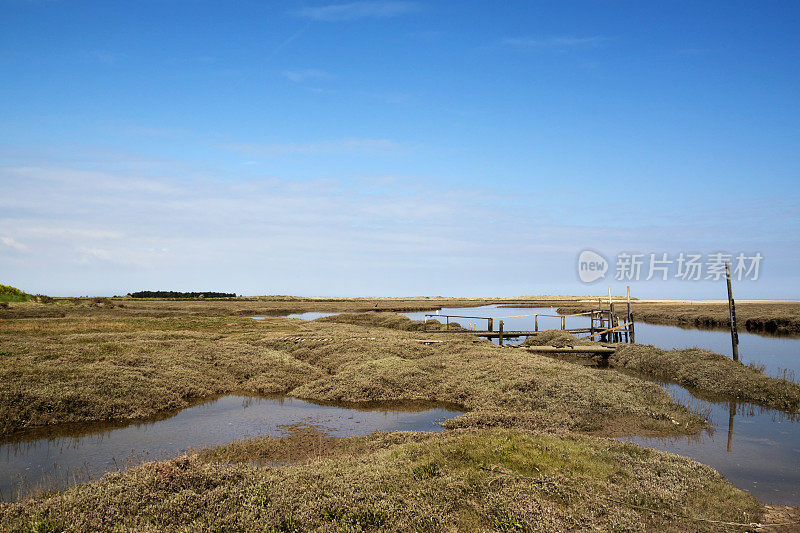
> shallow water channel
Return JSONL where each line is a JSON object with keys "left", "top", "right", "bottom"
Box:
{"left": 623, "top": 384, "right": 800, "bottom": 505}
{"left": 0, "top": 396, "right": 461, "bottom": 502}
{"left": 402, "top": 305, "right": 800, "bottom": 504}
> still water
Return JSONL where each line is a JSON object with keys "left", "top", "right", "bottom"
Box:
{"left": 401, "top": 305, "right": 800, "bottom": 504}
{"left": 249, "top": 312, "right": 345, "bottom": 321}
{"left": 622, "top": 384, "right": 800, "bottom": 505}
{"left": 402, "top": 305, "right": 800, "bottom": 378}
{"left": 0, "top": 395, "right": 461, "bottom": 502}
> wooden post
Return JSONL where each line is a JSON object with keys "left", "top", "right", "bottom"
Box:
{"left": 498, "top": 320, "right": 504, "bottom": 346}
{"left": 446, "top": 316, "right": 450, "bottom": 331}
{"left": 534, "top": 315, "right": 538, "bottom": 331}
{"left": 727, "top": 401, "right": 735, "bottom": 453}
{"left": 625, "top": 286, "right": 632, "bottom": 343}
{"left": 629, "top": 312, "right": 635, "bottom": 343}
{"left": 561, "top": 316, "right": 565, "bottom": 330}
{"left": 487, "top": 318, "right": 493, "bottom": 332}
{"left": 725, "top": 262, "right": 739, "bottom": 362}
{"left": 609, "top": 302, "right": 616, "bottom": 342}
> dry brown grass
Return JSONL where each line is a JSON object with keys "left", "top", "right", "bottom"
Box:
{"left": 610, "top": 343, "right": 800, "bottom": 412}
{"left": 0, "top": 301, "right": 788, "bottom": 530}
{"left": 0, "top": 306, "right": 703, "bottom": 438}
{"left": 557, "top": 301, "right": 800, "bottom": 336}
{"left": 0, "top": 428, "right": 763, "bottom": 532}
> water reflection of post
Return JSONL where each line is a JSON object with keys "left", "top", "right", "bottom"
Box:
{"left": 727, "top": 401, "right": 735, "bottom": 453}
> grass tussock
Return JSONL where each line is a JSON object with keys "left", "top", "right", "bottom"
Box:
{"left": 521, "top": 330, "right": 597, "bottom": 348}
{"left": 0, "top": 308, "right": 703, "bottom": 438}
{"left": 316, "top": 311, "right": 463, "bottom": 331}
{"left": 611, "top": 344, "right": 800, "bottom": 413}
{"left": 0, "top": 429, "right": 762, "bottom": 532}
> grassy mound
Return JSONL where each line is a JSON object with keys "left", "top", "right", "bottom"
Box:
{"left": 0, "top": 284, "right": 33, "bottom": 303}
{"left": 611, "top": 344, "right": 800, "bottom": 413}
{"left": 315, "top": 311, "right": 464, "bottom": 331}
{"left": 0, "top": 429, "right": 762, "bottom": 532}
{"left": 0, "top": 312, "right": 701, "bottom": 437}
{"left": 521, "top": 330, "right": 596, "bottom": 348}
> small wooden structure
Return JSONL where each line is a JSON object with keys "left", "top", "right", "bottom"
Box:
{"left": 423, "top": 286, "right": 636, "bottom": 344}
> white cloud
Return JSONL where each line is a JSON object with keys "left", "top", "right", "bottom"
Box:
{"left": 294, "top": 1, "right": 418, "bottom": 21}
{"left": 1, "top": 236, "right": 27, "bottom": 251}
{"left": 502, "top": 36, "right": 606, "bottom": 48}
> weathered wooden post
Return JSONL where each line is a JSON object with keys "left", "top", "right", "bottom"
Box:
{"left": 446, "top": 316, "right": 450, "bottom": 331}
{"left": 487, "top": 318, "right": 493, "bottom": 332}
{"left": 629, "top": 312, "right": 635, "bottom": 343}
{"left": 498, "top": 320, "right": 504, "bottom": 346}
{"left": 725, "top": 262, "right": 739, "bottom": 362}
{"left": 534, "top": 315, "right": 538, "bottom": 331}
{"left": 625, "top": 286, "right": 632, "bottom": 343}
{"left": 607, "top": 287, "right": 614, "bottom": 342}
{"left": 561, "top": 316, "right": 565, "bottom": 330}
{"left": 727, "top": 401, "right": 735, "bottom": 453}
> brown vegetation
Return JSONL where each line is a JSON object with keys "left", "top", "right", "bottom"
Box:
{"left": 0, "top": 306, "right": 701, "bottom": 438}
{"left": 0, "top": 429, "right": 763, "bottom": 532}
{"left": 556, "top": 301, "right": 800, "bottom": 336}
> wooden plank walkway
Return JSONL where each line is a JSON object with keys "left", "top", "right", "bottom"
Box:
{"left": 426, "top": 328, "right": 592, "bottom": 338}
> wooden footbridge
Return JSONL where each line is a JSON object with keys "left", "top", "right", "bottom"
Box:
{"left": 423, "top": 289, "right": 636, "bottom": 347}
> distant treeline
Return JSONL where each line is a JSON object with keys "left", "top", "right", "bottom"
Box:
{"left": 128, "top": 291, "right": 237, "bottom": 299}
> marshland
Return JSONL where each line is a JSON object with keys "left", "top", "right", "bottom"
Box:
{"left": 2, "top": 295, "right": 800, "bottom": 530}
{"left": 4, "top": 2, "right": 800, "bottom": 530}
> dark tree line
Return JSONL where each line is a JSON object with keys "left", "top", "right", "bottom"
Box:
{"left": 128, "top": 291, "right": 237, "bottom": 299}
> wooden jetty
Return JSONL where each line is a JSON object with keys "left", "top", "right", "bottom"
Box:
{"left": 423, "top": 285, "right": 636, "bottom": 346}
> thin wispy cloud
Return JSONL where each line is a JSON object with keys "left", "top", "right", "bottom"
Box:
{"left": 228, "top": 138, "right": 400, "bottom": 157}
{"left": 283, "top": 69, "right": 331, "bottom": 83}
{"left": 502, "top": 36, "right": 606, "bottom": 48}
{"left": 1, "top": 236, "right": 28, "bottom": 252}
{"left": 294, "top": 1, "right": 419, "bottom": 21}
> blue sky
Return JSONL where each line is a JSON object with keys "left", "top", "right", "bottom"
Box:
{"left": 1, "top": 1, "right": 799, "bottom": 298}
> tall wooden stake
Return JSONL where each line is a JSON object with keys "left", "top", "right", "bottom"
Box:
{"left": 498, "top": 320, "right": 504, "bottom": 346}
{"left": 725, "top": 262, "right": 739, "bottom": 362}
{"left": 727, "top": 401, "right": 735, "bottom": 453}
{"left": 626, "top": 286, "right": 632, "bottom": 343}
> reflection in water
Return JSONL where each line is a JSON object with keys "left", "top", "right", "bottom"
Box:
{"left": 403, "top": 305, "right": 800, "bottom": 377}
{"left": 728, "top": 401, "right": 735, "bottom": 453}
{"left": 405, "top": 306, "right": 800, "bottom": 504}
{"left": 622, "top": 383, "right": 800, "bottom": 505}
{"left": 0, "top": 395, "right": 462, "bottom": 502}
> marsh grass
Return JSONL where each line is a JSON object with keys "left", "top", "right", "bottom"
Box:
{"left": 0, "top": 306, "right": 705, "bottom": 438}
{"left": 557, "top": 301, "right": 800, "bottom": 336}
{"left": 0, "top": 302, "right": 787, "bottom": 530}
{"left": 0, "top": 429, "right": 763, "bottom": 532}
{"left": 610, "top": 344, "right": 800, "bottom": 413}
